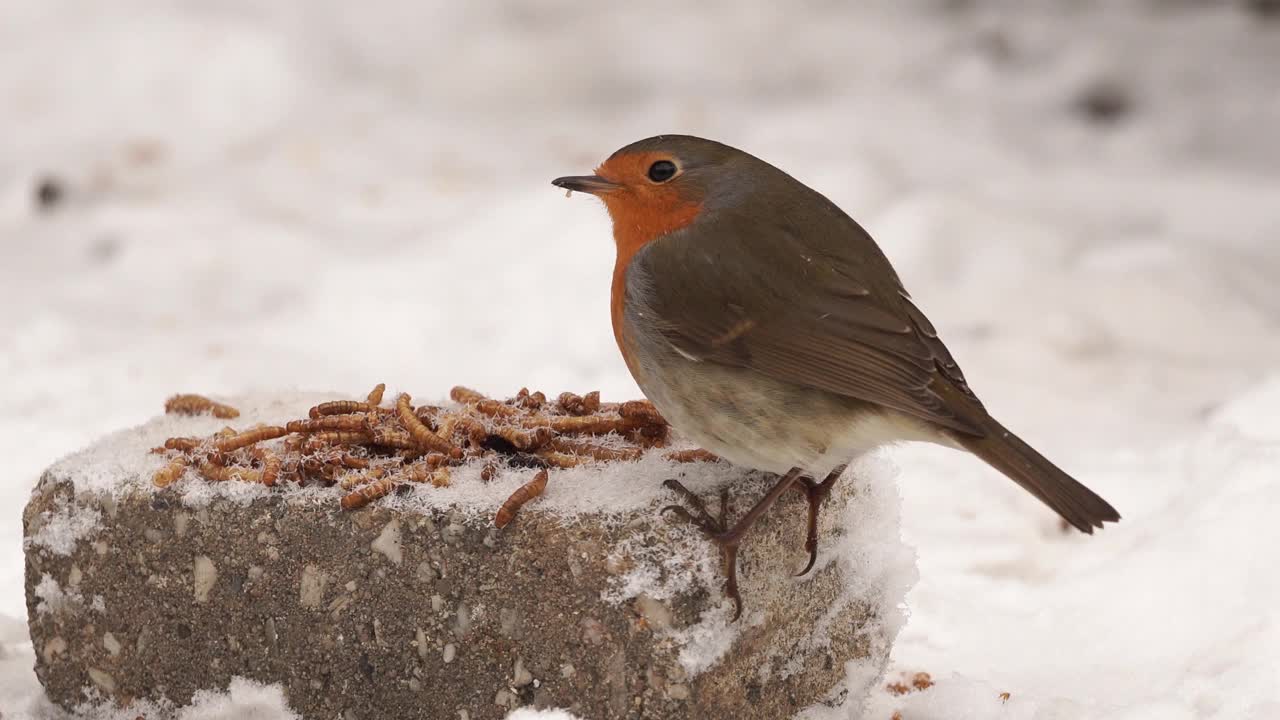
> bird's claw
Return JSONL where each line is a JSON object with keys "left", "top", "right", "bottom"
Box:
{"left": 791, "top": 465, "right": 846, "bottom": 578}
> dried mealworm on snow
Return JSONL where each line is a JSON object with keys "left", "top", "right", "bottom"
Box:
{"left": 473, "top": 398, "right": 520, "bottom": 418}
{"left": 410, "top": 466, "right": 450, "bottom": 487}
{"left": 494, "top": 470, "right": 549, "bottom": 529}
{"left": 332, "top": 452, "right": 371, "bottom": 470}
{"left": 548, "top": 437, "right": 644, "bottom": 462}
{"left": 305, "top": 431, "right": 374, "bottom": 451}
{"left": 618, "top": 400, "right": 665, "bottom": 426}
{"left": 198, "top": 460, "right": 262, "bottom": 484}
{"left": 420, "top": 452, "right": 448, "bottom": 468}
{"left": 165, "top": 393, "right": 240, "bottom": 419}
{"left": 309, "top": 400, "right": 376, "bottom": 419}
{"left": 491, "top": 425, "right": 553, "bottom": 451}
{"left": 213, "top": 426, "right": 288, "bottom": 452}
{"left": 534, "top": 450, "right": 584, "bottom": 469}
{"left": 449, "top": 386, "right": 488, "bottom": 405}
{"left": 403, "top": 462, "right": 451, "bottom": 487}
{"left": 557, "top": 392, "right": 587, "bottom": 415}
{"left": 912, "top": 673, "right": 933, "bottom": 691}
{"left": 338, "top": 466, "right": 387, "bottom": 490}
{"left": 369, "top": 427, "right": 419, "bottom": 451}
{"left": 414, "top": 405, "right": 442, "bottom": 428}
{"left": 163, "top": 436, "right": 201, "bottom": 453}
{"left": 396, "top": 393, "right": 455, "bottom": 453}
{"left": 557, "top": 391, "right": 603, "bottom": 416}
{"left": 454, "top": 414, "right": 488, "bottom": 446}
{"left": 253, "top": 447, "right": 283, "bottom": 487}
{"left": 664, "top": 448, "right": 720, "bottom": 463}
{"left": 340, "top": 476, "right": 399, "bottom": 510}
{"left": 542, "top": 414, "right": 636, "bottom": 435}
{"left": 152, "top": 456, "right": 190, "bottom": 488}
{"left": 514, "top": 388, "right": 546, "bottom": 410}
{"left": 366, "top": 383, "right": 386, "bottom": 406}
{"left": 288, "top": 415, "right": 369, "bottom": 434}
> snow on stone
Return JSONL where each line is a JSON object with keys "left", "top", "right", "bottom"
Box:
{"left": 506, "top": 710, "right": 586, "bottom": 720}
{"left": 24, "top": 504, "right": 102, "bottom": 557}
{"left": 32, "top": 575, "right": 73, "bottom": 616}
{"left": 17, "top": 677, "right": 301, "bottom": 720}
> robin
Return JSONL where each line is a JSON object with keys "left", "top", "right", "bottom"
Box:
{"left": 553, "top": 135, "right": 1120, "bottom": 618}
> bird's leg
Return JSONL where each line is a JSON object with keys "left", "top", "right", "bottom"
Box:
{"left": 661, "top": 467, "right": 804, "bottom": 620}
{"left": 793, "top": 464, "right": 847, "bottom": 577}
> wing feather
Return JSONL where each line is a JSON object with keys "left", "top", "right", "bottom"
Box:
{"left": 627, "top": 213, "right": 985, "bottom": 435}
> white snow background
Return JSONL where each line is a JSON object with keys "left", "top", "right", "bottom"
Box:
{"left": 2, "top": 0, "right": 1279, "bottom": 717}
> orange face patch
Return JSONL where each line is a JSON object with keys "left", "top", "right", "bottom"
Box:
{"left": 595, "top": 150, "right": 704, "bottom": 257}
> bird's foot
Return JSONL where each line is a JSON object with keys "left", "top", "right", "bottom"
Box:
{"left": 660, "top": 468, "right": 804, "bottom": 621}
{"left": 661, "top": 478, "right": 730, "bottom": 536}
{"left": 792, "top": 464, "right": 846, "bottom": 577}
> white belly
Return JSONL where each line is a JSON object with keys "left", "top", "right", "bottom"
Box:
{"left": 633, "top": 350, "right": 943, "bottom": 476}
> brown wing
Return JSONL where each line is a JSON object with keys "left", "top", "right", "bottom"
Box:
{"left": 626, "top": 211, "right": 987, "bottom": 436}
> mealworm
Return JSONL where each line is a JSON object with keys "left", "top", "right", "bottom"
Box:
{"left": 213, "top": 426, "right": 288, "bottom": 452}
{"left": 405, "top": 463, "right": 451, "bottom": 487}
{"left": 198, "top": 460, "right": 262, "bottom": 483}
{"left": 309, "top": 401, "right": 376, "bottom": 419}
{"left": 449, "top": 386, "right": 487, "bottom": 405}
{"left": 494, "top": 469, "right": 549, "bottom": 529}
{"left": 366, "top": 383, "right": 386, "bottom": 406}
{"left": 514, "top": 387, "right": 546, "bottom": 409}
{"left": 540, "top": 415, "right": 643, "bottom": 435}
{"left": 253, "top": 447, "right": 283, "bottom": 487}
{"left": 548, "top": 437, "right": 643, "bottom": 462}
{"left": 367, "top": 425, "right": 419, "bottom": 451}
{"left": 557, "top": 391, "right": 602, "bottom": 416}
{"left": 331, "top": 452, "right": 371, "bottom": 470}
{"left": 152, "top": 456, "right": 190, "bottom": 488}
{"left": 288, "top": 415, "right": 368, "bottom": 433}
{"left": 618, "top": 400, "right": 665, "bottom": 426}
{"left": 163, "top": 437, "right": 201, "bottom": 452}
{"left": 534, "top": 450, "right": 583, "bottom": 469}
{"left": 340, "top": 477, "right": 399, "bottom": 510}
{"left": 165, "top": 394, "right": 240, "bottom": 419}
{"left": 397, "top": 393, "right": 455, "bottom": 453}
{"left": 490, "top": 425, "right": 553, "bottom": 451}
{"left": 305, "top": 431, "right": 374, "bottom": 450}
{"left": 338, "top": 466, "right": 387, "bottom": 490}
{"left": 473, "top": 398, "right": 520, "bottom": 418}
{"left": 664, "top": 448, "right": 720, "bottom": 463}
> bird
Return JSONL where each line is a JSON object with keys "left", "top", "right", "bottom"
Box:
{"left": 552, "top": 135, "right": 1120, "bottom": 618}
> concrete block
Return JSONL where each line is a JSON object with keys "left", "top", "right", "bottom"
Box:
{"left": 24, "top": 394, "right": 903, "bottom": 719}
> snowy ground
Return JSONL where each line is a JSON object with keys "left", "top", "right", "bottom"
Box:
{"left": 2, "top": 1, "right": 1279, "bottom": 718}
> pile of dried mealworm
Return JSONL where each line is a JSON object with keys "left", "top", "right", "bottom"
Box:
{"left": 151, "top": 385, "right": 717, "bottom": 527}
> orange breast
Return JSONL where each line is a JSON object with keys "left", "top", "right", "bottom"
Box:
{"left": 605, "top": 194, "right": 702, "bottom": 376}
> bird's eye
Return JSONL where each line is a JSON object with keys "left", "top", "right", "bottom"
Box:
{"left": 647, "top": 160, "right": 678, "bottom": 183}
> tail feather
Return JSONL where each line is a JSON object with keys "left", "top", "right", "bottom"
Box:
{"left": 951, "top": 417, "right": 1120, "bottom": 534}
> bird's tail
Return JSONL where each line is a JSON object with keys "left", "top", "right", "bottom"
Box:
{"left": 949, "top": 414, "right": 1121, "bottom": 534}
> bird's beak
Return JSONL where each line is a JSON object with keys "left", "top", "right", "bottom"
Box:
{"left": 551, "top": 175, "right": 621, "bottom": 196}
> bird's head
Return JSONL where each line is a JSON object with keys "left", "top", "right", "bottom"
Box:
{"left": 553, "top": 135, "right": 759, "bottom": 255}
